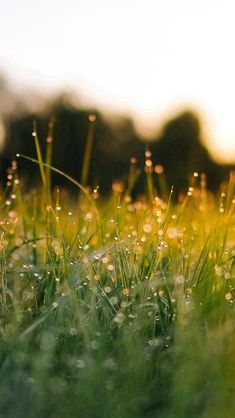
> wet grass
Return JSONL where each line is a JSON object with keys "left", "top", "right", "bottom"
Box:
{"left": 0, "top": 132, "right": 235, "bottom": 417}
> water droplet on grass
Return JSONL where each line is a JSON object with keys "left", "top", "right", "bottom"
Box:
{"left": 104, "top": 358, "right": 118, "bottom": 371}
{"left": 69, "top": 328, "right": 77, "bottom": 336}
{"left": 225, "top": 292, "right": 232, "bottom": 301}
{"left": 91, "top": 340, "right": 99, "bottom": 350}
{"left": 110, "top": 296, "right": 118, "bottom": 305}
{"left": 175, "top": 275, "right": 184, "bottom": 285}
{"left": 76, "top": 359, "right": 85, "bottom": 368}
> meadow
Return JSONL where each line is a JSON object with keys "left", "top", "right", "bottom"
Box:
{"left": 0, "top": 123, "right": 234, "bottom": 418}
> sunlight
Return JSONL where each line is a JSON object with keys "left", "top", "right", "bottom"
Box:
{"left": 1, "top": 0, "right": 235, "bottom": 162}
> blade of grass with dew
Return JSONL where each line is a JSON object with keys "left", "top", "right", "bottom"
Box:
{"left": 81, "top": 114, "right": 96, "bottom": 187}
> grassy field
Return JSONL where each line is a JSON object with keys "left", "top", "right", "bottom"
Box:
{"left": 0, "top": 127, "right": 235, "bottom": 418}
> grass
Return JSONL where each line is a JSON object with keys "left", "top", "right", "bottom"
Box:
{"left": 0, "top": 125, "right": 234, "bottom": 418}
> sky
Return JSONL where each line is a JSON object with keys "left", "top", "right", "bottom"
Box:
{"left": 1, "top": 0, "right": 235, "bottom": 162}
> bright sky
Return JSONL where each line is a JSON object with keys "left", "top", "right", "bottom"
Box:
{"left": 1, "top": 0, "right": 235, "bottom": 162}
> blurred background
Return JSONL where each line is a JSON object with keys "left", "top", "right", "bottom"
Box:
{"left": 0, "top": 0, "right": 235, "bottom": 196}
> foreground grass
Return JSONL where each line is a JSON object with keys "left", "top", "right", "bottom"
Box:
{"left": 0, "top": 161, "right": 235, "bottom": 418}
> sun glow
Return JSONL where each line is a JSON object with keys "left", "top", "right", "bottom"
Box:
{"left": 1, "top": 0, "right": 235, "bottom": 162}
